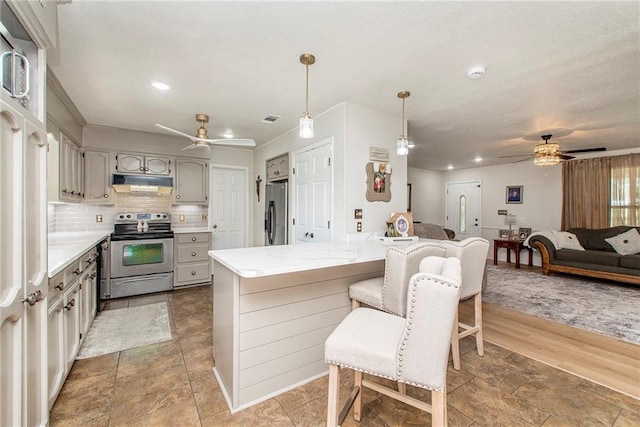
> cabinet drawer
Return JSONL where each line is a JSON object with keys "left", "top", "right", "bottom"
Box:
{"left": 176, "top": 262, "right": 210, "bottom": 283}
{"left": 177, "top": 233, "right": 211, "bottom": 244}
{"left": 177, "top": 244, "right": 209, "bottom": 263}
{"left": 48, "top": 271, "right": 66, "bottom": 305}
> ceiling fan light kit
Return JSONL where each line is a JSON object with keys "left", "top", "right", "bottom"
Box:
{"left": 299, "top": 53, "right": 316, "bottom": 139}
{"left": 533, "top": 134, "right": 560, "bottom": 166}
{"left": 396, "top": 91, "right": 411, "bottom": 156}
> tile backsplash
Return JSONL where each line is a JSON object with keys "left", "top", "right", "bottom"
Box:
{"left": 50, "top": 193, "right": 208, "bottom": 232}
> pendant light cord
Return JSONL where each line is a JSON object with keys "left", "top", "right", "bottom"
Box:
{"left": 305, "top": 63, "right": 309, "bottom": 114}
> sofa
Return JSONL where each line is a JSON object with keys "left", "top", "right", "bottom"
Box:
{"left": 528, "top": 226, "right": 640, "bottom": 285}
{"left": 413, "top": 223, "right": 456, "bottom": 240}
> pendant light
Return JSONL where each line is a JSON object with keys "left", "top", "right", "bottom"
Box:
{"left": 396, "top": 91, "right": 410, "bottom": 155}
{"left": 299, "top": 53, "right": 316, "bottom": 139}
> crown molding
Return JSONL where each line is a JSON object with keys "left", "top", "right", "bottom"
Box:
{"left": 47, "top": 66, "right": 87, "bottom": 127}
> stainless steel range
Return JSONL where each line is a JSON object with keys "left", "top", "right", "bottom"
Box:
{"left": 104, "top": 212, "right": 174, "bottom": 299}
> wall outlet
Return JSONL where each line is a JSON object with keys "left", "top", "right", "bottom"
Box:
{"left": 202, "top": 214, "right": 207, "bottom": 222}
{"left": 96, "top": 215, "right": 103, "bottom": 223}
{"left": 179, "top": 214, "right": 185, "bottom": 222}
{"left": 498, "top": 209, "right": 508, "bottom": 215}
{"left": 357, "top": 221, "right": 362, "bottom": 232}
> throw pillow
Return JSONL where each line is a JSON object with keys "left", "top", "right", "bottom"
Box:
{"left": 604, "top": 228, "right": 640, "bottom": 256}
{"left": 552, "top": 231, "right": 585, "bottom": 251}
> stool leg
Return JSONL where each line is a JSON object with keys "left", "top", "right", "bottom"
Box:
{"left": 451, "top": 307, "right": 461, "bottom": 370}
{"left": 431, "top": 389, "right": 447, "bottom": 427}
{"left": 475, "top": 293, "right": 484, "bottom": 357}
{"left": 351, "top": 299, "right": 361, "bottom": 311}
{"left": 327, "top": 364, "right": 340, "bottom": 427}
{"left": 398, "top": 381, "right": 406, "bottom": 395}
{"left": 354, "top": 370, "right": 363, "bottom": 421}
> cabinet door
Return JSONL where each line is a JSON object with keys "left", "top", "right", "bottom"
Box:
{"left": 59, "top": 132, "right": 72, "bottom": 198}
{"left": 117, "top": 152, "right": 145, "bottom": 174}
{"left": 63, "top": 281, "right": 81, "bottom": 373}
{"left": 145, "top": 155, "right": 172, "bottom": 175}
{"left": 69, "top": 143, "right": 79, "bottom": 198}
{"left": 80, "top": 264, "right": 97, "bottom": 336}
{"left": 0, "top": 100, "right": 27, "bottom": 427}
{"left": 266, "top": 158, "right": 279, "bottom": 181}
{"left": 174, "top": 158, "right": 208, "bottom": 204}
{"left": 47, "top": 298, "right": 65, "bottom": 409}
{"left": 84, "top": 150, "right": 113, "bottom": 204}
{"left": 277, "top": 156, "right": 289, "bottom": 179}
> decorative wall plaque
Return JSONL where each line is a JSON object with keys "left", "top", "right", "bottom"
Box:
{"left": 365, "top": 162, "right": 391, "bottom": 202}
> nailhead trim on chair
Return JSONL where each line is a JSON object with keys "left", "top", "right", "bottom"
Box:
{"left": 395, "top": 274, "right": 461, "bottom": 393}
{"left": 324, "top": 360, "right": 397, "bottom": 382}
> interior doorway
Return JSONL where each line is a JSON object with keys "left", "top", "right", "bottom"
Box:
{"left": 445, "top": 180, "right": 482, "bottom": 239}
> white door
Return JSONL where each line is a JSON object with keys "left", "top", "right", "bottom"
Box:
{"left": 446, "top": 181, "right": 482, "bottom": 240}
{"left": 292, "top": 140, "right": 333, "bottom": 243}
{"left": 209, "top": 166, "right": 247, "bottom": 250}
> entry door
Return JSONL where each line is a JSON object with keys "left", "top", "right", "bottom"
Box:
{"left": 292, "top": 140, "right": 333, "bottom": 243}
{"left": 446, "top": 181, "right": 482, "bottom": 239}
{"left": 209, "top": 166, "right": 247, "bottom": 250}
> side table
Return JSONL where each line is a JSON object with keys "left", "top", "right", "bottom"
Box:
{"left": 493, "top": 239, "right": 533, "bottom": 269}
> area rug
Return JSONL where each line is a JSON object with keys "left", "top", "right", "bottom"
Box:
{"left": 77, "top": 302, "right": 172, "bottom": 359}
{"left": 484, "top": 266, "right": 640, "bottom": 344}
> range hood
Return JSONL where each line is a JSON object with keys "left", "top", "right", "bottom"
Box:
{"left": 112, "top": 174, "right": 173, "bottom": 194}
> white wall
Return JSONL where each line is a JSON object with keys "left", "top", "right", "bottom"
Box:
{"left": 252, "top": 102, "right": 406, "bottom": 246}
{"left": 407, "top": 167, "right": 443, "bottom": 225}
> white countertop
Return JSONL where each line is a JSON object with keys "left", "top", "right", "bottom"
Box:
{"left": 209, "top": 239, "right": 429, "bottom": 278}
{"left": 48, "top": 231, "right": 110, "bottom": 277}
{"left": 173, "top": 228, "right": 212, "bottom": 233}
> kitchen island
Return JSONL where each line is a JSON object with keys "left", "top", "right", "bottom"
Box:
{"left": 208, "top": 239, "right": 425, "bottom": 412}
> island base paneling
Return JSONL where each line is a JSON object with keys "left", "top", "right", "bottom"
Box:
{"left": 212, "top": 260, "right": 384, "bottom": 412}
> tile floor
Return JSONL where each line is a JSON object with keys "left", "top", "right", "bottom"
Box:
{"left": 50, "top": 285, "right": 640, "bottom": 426}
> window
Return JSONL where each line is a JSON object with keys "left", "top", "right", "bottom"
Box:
{"left": 459, "top": 195, "right": 466, "bottom": 233}
{"left": 610, "top": 163, "right": 640, "bottom": 226}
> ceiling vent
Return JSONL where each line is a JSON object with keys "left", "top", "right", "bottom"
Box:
{"left": 261, "top": 115, "right": 281, "bottom": 124}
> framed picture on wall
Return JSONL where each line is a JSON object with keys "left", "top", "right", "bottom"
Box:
{"left": 518, "top": 227, "right": 532, "bottom": 240}
{"left": 506, "top": 185, "right": 523, "bottom": 204}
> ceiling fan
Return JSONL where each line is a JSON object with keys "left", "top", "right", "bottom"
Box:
{"left": 155, "top": 114, "right": 256, "bottom": 151}
{"left": 499, "top": 134, "right": 606, "bottom": 165}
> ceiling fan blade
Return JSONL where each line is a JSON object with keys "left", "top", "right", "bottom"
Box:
{"left": 499, "top": 154, "right": 534, "bottom": 159}
{"left": 182, "top": 142, "right": 210, "bottom": 151}
{"left": 155, "top": 123, "right": 197, "bottom": 142}
{"left": 207, "top": 138, "right": 256, "bottom": 147}
{"left": 561, "top": 147, "right": 607, "bottom": 154}
{"left": 558, "top": 154, "right": 574, "bottom": 160}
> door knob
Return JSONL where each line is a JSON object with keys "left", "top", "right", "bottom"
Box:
{"left": 212, "top": 225, "right": 218, "bottom": 229}
{"left": 310, "top": 233, "right": 314, "bottom": 238}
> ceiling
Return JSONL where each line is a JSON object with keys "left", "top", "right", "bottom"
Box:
{"left": 49, "top": 1, "right": 640, "bottom": 171}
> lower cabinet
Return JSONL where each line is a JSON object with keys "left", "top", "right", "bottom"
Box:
{"left": 47, "top": 247, "right": 98, "bottom": 409}
{"left": 174, "top": 232, "right": 212, "bottom": 288}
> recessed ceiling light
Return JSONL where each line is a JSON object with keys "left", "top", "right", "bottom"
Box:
{"left": 474, "top": 156, "right": 482, "bottom": 162}
{"left": 222, "top": 132, "right": 234, "bottom": 138}
{"left": 151, "top": 81, "right": 170, "bottom": 90}
{"left": 447, "top": 165, "right": 454, "bottom": 170}
{"left": 466, "top": 66, "right": 485, "bottom": 80}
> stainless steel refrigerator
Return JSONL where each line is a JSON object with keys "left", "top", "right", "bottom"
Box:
{"left": 265, "top": 181, "right": 288, "bottom": 245}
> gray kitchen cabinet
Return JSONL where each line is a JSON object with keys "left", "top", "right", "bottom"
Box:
{"left": 63, "top": 279, "right": 81, "bottom": 374}
{"left": 266, "top": 154, "right": 289, "bottom": 181}
{"left": 116, "top": 152, "right": 172, "bottom": 176}
{"left": 47, "top": 130, "right": 83, "bottom": 203}
{"left": 174, "top": 232, "right": 211, "bottom": 287}
{"left": 84, "top": 150, "right": 113, "bottom": 204}
{"left": 174, "top": 158, "right": 208, "bottom": 205}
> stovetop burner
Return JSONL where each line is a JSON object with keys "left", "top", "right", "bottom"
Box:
{"left": 111, "top": 212, "right": 173, "bottom": 241}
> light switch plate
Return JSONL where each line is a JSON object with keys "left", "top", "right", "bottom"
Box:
{"left": 202, "top": 214, "right": 207, "bottom": 222}
{"left": 96, "top": 215, "right": 103, "bottom": 223}
{"left": 354, "top": 209, "right": 363, "bottom": 219}
{"left": 357, "top": 222, "right": 362, "bottom": 232}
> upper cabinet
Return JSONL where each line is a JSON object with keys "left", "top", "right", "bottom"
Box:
{"left": 115, "top": 152, "right": 172, "bottom": 176}
{"left": 47, "top": 130, "right": 83, "bottom": 203}
{"left": 83, "top": 150, "right": 113, "bottom": 205}
{"left": 4, "top": 0, "right": 58, "bottom": 49}
{"left": 266, "top": 154, "right": 289, "bottom": 181}
{"left": 174, "top": 158, "right": 208, "bottom": 205}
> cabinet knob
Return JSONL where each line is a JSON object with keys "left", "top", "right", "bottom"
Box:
{"left": 176, "top": 195, "right": 180, "bottom": 199}
{"left": 70, "top": 191, "right": 76, "bottom": 195}
{"left": 192, "top": 237, "right": 197, "bottom": 241}
{"left": 139, "top": 167, "right": 145, "bottom": 171}
{"left": 56, "top": 282, "right": 64, "bottom": 291}
{"left": 90, "top": 273, "right": 96, "bottom": 279}
{"left": 22, "top": 290, "right": 43, "bottom": 306}
{"left": 191, "top": 252, "right": 196, "bottom": 256}
{"left": 191, "top": 271, "right": 196, "bottom": 276}
{"left": 64, "top": 299, "right": 75, "bottom": 311}
{"left": 104, "top": 193, "right": 109, "bottom": 198}
{"left": 73, "top": 268, "right": 81, "bottom": 275}
{"left": 62, "top": 189, "right": 68, "bottom": 194}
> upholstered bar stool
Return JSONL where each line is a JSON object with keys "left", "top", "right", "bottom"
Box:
{"left": 441, "top": 237, "right": 490, "bottom": 370}
{"left": 349, "top": 242, "right": 446, "bottom": 315}
{"left": 325, "top": 256, "right": 462, "bottom": 427}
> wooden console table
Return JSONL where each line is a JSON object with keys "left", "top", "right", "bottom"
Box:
{"left": 493, "top": 239, "right": 533, "bottom": 269}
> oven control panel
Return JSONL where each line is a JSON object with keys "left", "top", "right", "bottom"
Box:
{"left": 114, "top": 212, "right": 171, "bottom": 223}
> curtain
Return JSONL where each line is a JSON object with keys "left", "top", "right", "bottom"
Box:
{"left": 610, "top": 153, "right": 640, "bottom": 226}
{"left": 562, "top": 157, "right": 610, "bottom": 229}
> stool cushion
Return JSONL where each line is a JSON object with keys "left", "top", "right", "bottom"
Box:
{"left": 325, "top": 308, "right": 404, "bottom": 380}
{"left": 348, "top": 277, "right": 384, "bottom": 310}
